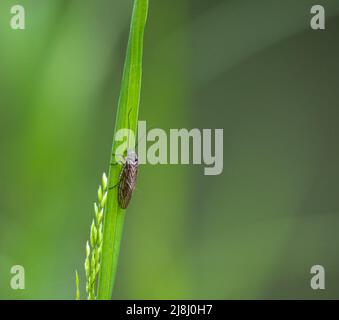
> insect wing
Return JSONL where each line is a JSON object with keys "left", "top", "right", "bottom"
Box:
{"left": 118, "top": 162, "right": 138, "bottom": 209}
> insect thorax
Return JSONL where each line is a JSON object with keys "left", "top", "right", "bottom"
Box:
{"left": 126, "top": 148, "right": 138, "bottom": 165}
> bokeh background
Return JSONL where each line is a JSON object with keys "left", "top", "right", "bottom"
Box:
{"left": 0, "top": 0, "right": 339, "bottom": 299}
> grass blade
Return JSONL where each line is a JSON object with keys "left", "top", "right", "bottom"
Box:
{"left": 97, "top": 0, "right": 149, "bottom": 300}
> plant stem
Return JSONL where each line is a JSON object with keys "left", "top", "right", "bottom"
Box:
{"left": 97, "top": 0, "right": 149, "bottom": 300}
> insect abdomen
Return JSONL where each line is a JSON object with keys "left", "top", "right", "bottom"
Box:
{"left": 118, "top": 160, "right": 138, "bottom": 209}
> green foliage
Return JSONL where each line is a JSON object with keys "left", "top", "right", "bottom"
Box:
{"left": 97, "top": 0, "right": 149, "bottom": 300}
{"left": 77, "top": 173, "right": 107, "bottom": 300}
{"left": 75, "top": 271, "right": 80, "bottom": 300}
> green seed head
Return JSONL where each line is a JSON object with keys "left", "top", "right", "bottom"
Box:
{"left": 101, "top": 192, "right": 107, "bottom": 208}
{"left": 90, "top": 221, "right": 97, "bottom": 247}
{"left": 98, "top": 186, "right": 103, "bottom": 203}
{"left": 86, "top": 241, "right": 90, "bottom": 257}
{"left": 102, "top": 172, "right": 108, "bottom": 191}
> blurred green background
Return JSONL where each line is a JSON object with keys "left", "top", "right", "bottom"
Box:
{"left": 0, "top": 0, "right": 339, "bottom": 299}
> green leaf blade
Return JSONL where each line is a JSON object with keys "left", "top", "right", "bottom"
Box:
{"left": 97, "top": 0, "right": 149, "bottom": 300}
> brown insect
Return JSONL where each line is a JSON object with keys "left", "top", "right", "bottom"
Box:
{"left": 110, "top": 109, "right": 139, "bottom": 208}
{"left": 116, "top": 148, "right": 139, "bottom": 209}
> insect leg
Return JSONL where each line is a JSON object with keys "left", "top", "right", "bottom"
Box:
{"left": 112, "top": 152, "right": 124, "bottom": 158}
{"left": 108, "top": 173, "right": 123, "bottom": 190}
{"left": 127, "top": 108, "right": 132, "bottom": 129}
{"left": 108, "top": 181, "right": 120, "bottom": 190}
{"left": 127, "top": 108, "right": 133, "bottom": 149}
{"left": 108, "top": 168, "right": 124, "bottom": 190}
{"left": 110, "top": 160, "right": 123, "bottom": 166}
{"left": 111, "top": 152, "right": 125, "bottom": 165}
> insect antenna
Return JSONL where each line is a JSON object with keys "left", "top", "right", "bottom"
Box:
{"left": 126, "top": 108, "right": 157, "bottom": 153}
{"left": 134, "top": 124, "right": 157, "bottom": 154}
{"left": 127, "top": 108, "right": 134, "bottom": 152}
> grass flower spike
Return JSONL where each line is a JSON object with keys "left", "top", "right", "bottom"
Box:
{"left": 76, "top": 172, "right": 108, "bottom": 300}
{"left": 76, "top": 0, "right": 149, "bottom": 300}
